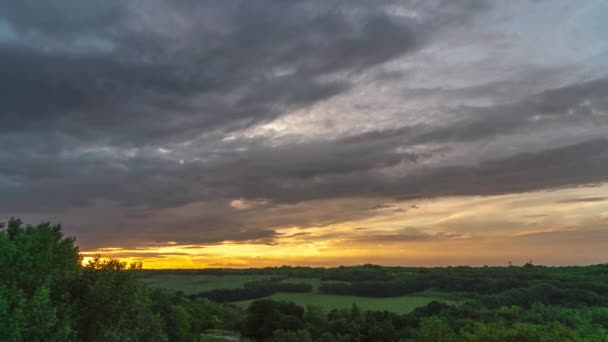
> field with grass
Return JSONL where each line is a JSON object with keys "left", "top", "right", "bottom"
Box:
{"left": 139, "top": 274, "right": 272, "bottom": 294}
{"left": 233, "top": 291, "right": 457, "bottom": 314}
{"left": 140, "top": 274, "right": 459, "bottom": 314}
{"left": 199, "top": 330, "right": 240, "bottom": 341}
{"left": 278, "top": 277, "right": 347, "bottom": 291}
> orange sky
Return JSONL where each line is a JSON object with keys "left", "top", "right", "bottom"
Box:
{"left": 81, "top": 184, "right": 608, "bottom": 268}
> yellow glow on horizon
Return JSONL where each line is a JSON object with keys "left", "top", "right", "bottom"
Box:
{"left": 81, "top": 256, "right": 94, "bottom": 266}
{"left": 80, "top": 184, "right": 608, "bottom": 268}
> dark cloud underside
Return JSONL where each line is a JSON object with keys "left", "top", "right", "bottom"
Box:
{"left": 1, "top": 0, "right": 607, "bottom": 249}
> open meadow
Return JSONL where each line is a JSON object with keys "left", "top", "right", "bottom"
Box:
{"left": 139, "top": 274, "right": 273, "bottom": 294}
{"left": 233, "top": 291, "right": 457, "bottom": 314}
{"left": 140, "top": 273, "right": 459, "bottom": 314}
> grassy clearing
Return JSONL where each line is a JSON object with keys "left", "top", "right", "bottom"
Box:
{"left": 200, "top": 329, "right": 240, "bottom": 341}
{"left": 199, "top": 334, "right": 239, "bottom": 342}
{"left": 141, "top": 274, "right": 460, "bottom": 314}
{"left": 233, "top": 292, "right": 459, "bottom": 314}
{"left": 139, "top": 274, "right": 272, "bottom": 294}
{"left": 279, "top": 277, "right": 350, "bottom": 292}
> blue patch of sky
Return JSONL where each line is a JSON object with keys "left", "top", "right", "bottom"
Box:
{"left": 498, "top": 0, "right": 608, "bottom": 69}
{"left": 0, "top": 20, "right": 17, "bottom": 43}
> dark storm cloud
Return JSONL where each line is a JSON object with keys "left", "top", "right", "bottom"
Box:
{"left": 329, "top": 77, "right": 608, "bottom": 149}
{"left": 0, "top": 128, "right": 419, "bottom": 211}
{"left": 0, "top": 0, "right": 124, "bottom": 35}
{"left": 0, "top": 0, "right": 484, "bottom": 209}
{"left": 0, "top": 0, "right": 484, "bottom": 147}
{"left": 414, "top": 78, "right": 608, "bottom": 143}
{"left": 2, "top": 0, "right": 608, "bottom": 248}
{"left": 6, "top": 133, "right": 605, "bottom": 214}
{"left": 222, "top": 137, "right": 608, "bottom": 203}
{"left": 392, "top": 139, "right": 608, "bottom": 200}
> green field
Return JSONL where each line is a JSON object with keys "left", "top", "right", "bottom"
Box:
{"left": 140, "top": 274, "right": 272, "bottom": 294}
{"left": 278, "top": 277, "right": 347, "bottom": 292}
{"left": 140, "top": 274, "right": 458, "bottom": 314}
{"left": 233, "top": 292, "right": 457, "bottom": 314}
{"left": 200, "top": 330, "right": 240, "bottom": 341}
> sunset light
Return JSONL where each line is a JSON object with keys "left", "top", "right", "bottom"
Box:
{"left": 2, "top": 1, "right": 608, "bottom": 339}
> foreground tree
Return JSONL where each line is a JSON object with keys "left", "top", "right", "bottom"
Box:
{"left": 75, "top": 256, "right": 167, "bottom": 342}
{"left": 0, "top": 218, "right": 81, "bottom": 341}
{"left": 243, "top": 299, "right": 306, "bottom": 340}
{"left": 0, "top": 218, "right": 167, "bottom": 341}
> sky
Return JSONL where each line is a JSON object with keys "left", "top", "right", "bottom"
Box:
{"left": 1, "top": 0, "right": 608, "bottom": 268}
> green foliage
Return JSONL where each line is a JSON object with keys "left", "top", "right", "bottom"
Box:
{"left": 0, "top": 218, "right": 80, "bottom": 341}
{"left": 0, "top": 218, "right": 167, "bottom": 341}
{"left": 171, "top": 305, "right": 191, "bottom": 341}
{"left": 304, "top": 304, "right": 327, "bottom": 339}
{"left": 243, "top": 299, "right": 306, "bottom": 340}
{"left": 409, "top": 317, "right": 458, "bottom": 342}
{"left": 459, "top": 321, "right": 575, "bottom": 341}
{"left": 269, "top": 329, "right": 312, "bottom": 342}
{"left": 76, "top": 256, "right": 166, "bottom": 341}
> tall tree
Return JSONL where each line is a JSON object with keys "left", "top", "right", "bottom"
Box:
{"left": 0, "top": 218, "right": 81, "bottom": 341}
{"left": 76, "top": 256, "right": 167, "bottom": 342}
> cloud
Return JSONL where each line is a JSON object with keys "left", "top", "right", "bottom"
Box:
{"left": 2, "top": 0, "right": 608, "bottom": 252}
{"left": 512, "top": 227, "right": 608, "bottom": 244}
{"left": 370, "top": 204, "right": 395, "bottom": 210}
{"left": 557, "top": 197, "right": 608, "bottom": 203}
{"left": 0, "top": 1, "right": 124, "bottom": 37}
{"left": 393, "top": 139, "right": 608, "bottom": 200}
{"left": 350, "top": 228, "right": 472, "bottom": 243}
{"left": 0, "top": 0, "right": 483, "bottom": 148}
{"left": 409, "top": 78, "right": 608, "bottom": 144}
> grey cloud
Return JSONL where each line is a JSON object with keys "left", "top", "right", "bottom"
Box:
{"left": 3, "top": 1, "right": 459, "bottom": 214}
{"left": 0, "top": 0, "right": 124, "bottom": 36}
{"left": 393, "top": 139, "right": 608, "bottom": 200}
{"left": 330, "top": 76, "right": 608, "bottom": 151}
{"left": 415, "top": 78, "right": 608, "bottom": 143}
{"left": 220, "top": 137, "right": 608, "bottom": 204}
{"left": 87, "top": 252, "right": 193, "bottom": 259}
{"left": 513, "top": 227, "right": 608, "bottom": 244}
{"left": 279, "top": 232, "right": 311, "bottom": 239}
{"left": 0, "top": 0, "right": 477, "bottom": 150}
{"left": 2, "top": 135, "right": 607, "bottom": 246}
{"left": 56, "top": 196, "right": 385, "bottom": 249}
{"left": 371, "top": 204, "right": 395, "bottom": 210}
{"left": 523, "top": 214, "right": 548, "bottom": 218}
{"left": 556, "top": 197, "right": 608, "bottom": 203}
{"left": 351, "top": 228, "right": 471, "bottom": 243}
{"left": 4, "top": 0, "right": 608, "bottom": 249}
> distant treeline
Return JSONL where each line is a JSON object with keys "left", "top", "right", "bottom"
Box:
{"left": 317, "top": 267, "right": 608, "bottom": 304}
{"left": 190, "top": 279, "right": 313, "bottom": 302}
{"left": 151, "top": 263, "right": 608, "bottom": 303}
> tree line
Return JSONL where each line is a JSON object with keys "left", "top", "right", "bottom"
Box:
{"left": 190, "top": 279, "right": 313, "bottom": 302}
